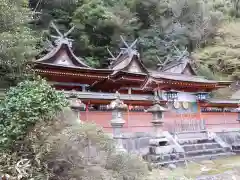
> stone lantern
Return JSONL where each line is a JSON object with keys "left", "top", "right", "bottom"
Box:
{"left": 68, "top": 91, "right": 85, "bottom": 119}
{"left": 146, "top": 98, "right": 176, "bottom": 161}
{"left": 109, "top": 91, "right": 128, "bottom": 152}
{"left": 147, "top": 98, "right": 168, "bottom": 138}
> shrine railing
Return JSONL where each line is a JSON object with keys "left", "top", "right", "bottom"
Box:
{"left": 60, "top": 91, "right": 155, "bottom": 101}
{"left": 173, "top": 119, "right": 206, "bottom": 133}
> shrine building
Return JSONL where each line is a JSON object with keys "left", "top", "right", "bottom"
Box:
{"left": 33, "top": 28, "right": 240, "bottom": 134}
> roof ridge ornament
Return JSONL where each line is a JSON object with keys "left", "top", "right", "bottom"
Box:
{"left": 107, "top": 47, "right": 123, "bottom": 65}
{"left": 173, "top": 45, "right": 189, "bottom": 62}
{"left": 107, "top": 36, "right": 140, "bottom": 65}
{"left": 50, "top": 22, "right": 75, "bottom": 48}
{"left": 119, "top": 35, "right": 139, "bottom": 57}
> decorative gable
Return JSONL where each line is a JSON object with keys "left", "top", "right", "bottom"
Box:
{"left": 182, "top": 64, "right": 196, "bottom": 76}
{"left": 125, "top": 58, "right": 145, "bottom": 73}
{"left": 35, "top": 42, "right": 90, "bottom": 68}
{"left": 35, "top": 22, "right": 90, "bottom": 69}
{"left": 160, "top": 57, "right": 197, "bottom": 76}
{"left": 54, "top": 50, "right": 74, "bottom": 66}
{"left": 107, "top": 36, "right": 148, "bottom": 74}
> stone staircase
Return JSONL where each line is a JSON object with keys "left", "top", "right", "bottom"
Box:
{"left": 144, "top": 131, "right": 186, "bottom": 167}
{"left": 145, "top": 130, "right": 235, "bottom": 167}
{"left": 176, "top": 131, "right": 233, "bottom": 161}
{"left": 147, "top": 143, "right": 186, "bottom": 166}
{"left": 216, "top": 130, "right": 240, "bottom": 153}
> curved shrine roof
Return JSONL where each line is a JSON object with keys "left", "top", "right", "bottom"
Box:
{"left": 159, "top": 56, "right": 197, "bottom": 76}
{"left": 149, "top": 71, "right": 217, "bottom": 84}
{"left": 35, "top": 40, "right": 90, "bottom": 69}
{"left": 231, "top": 90, "right": 240, "bottom": 100}
{"left": 34, "top": 36, "right": 231, "bottom": 90}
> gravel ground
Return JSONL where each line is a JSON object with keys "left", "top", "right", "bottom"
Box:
{"left": 196, "top": 171, "right": 239, "bottom": 180}
{"left": 149, "top": 156, "right": 240, "bottom": 180}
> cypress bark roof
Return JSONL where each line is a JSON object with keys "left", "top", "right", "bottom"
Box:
{"left": 35, "top": 39, "right": 90, "bottom": 69}
{"left": 159, "top": 56, "right": 197, "bottom": 76}
{"left": 34, "top": 34, "right": 231, "bottom": 90}
{"left": 149, "top": 71, "right": 216, "bottom": 83}
{"left": 231, "top": 90, "right": 240, "bottom": 100}
{"left": 108, "top": 37, "right": 148, "bottom": 74}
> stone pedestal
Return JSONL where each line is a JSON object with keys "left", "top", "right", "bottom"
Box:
{"left": 109, "top": 92, "right": 128, "bottom": 152}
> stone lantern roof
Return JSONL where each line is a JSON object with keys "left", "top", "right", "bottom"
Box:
{"left": 147, "top": 103, "right": 168, "bottom": 112}
{"left": 147, "top": 99, "right": 168, "bottom": 113}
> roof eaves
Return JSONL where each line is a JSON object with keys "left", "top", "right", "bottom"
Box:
{"left": 35, "top": 42, "right": 91, "bottom": 68}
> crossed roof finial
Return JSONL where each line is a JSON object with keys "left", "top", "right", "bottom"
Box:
{"left": 50, "top": 22, "right": 75, "bottom": 47}
{"left": 119, "top": 35, "right": 138, "bottom": 55}
{"left": 173, "top": 45, "right": 189, "bottom": 61}
{"left": 106, "top": 36, "right": 139, "bottom": 65}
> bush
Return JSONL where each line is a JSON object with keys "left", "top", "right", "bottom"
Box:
{"left": 0, "top": 79, "right": 149, "bottom": 179}
{"left": 0, "top": 108, "right": 149, "bottom": 179}
{"left": 38, "top": 109, "right": 149, "bottom": 180}
{"left": 11, "top": 108, "right": 147, "bottom": 180}
{"left": 0, "top": 77, "right": 68, "bottom": 149}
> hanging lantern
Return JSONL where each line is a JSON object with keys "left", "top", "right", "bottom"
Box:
{"left": 165, "top": 90, "right": 178, "bottom": 101}
{"left": 195, "top": 92, "right": 209, "bottom": 101}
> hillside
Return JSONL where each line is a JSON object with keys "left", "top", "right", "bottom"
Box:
{"left": 29, "top": 0, "right": 239, "bottom": 79}
{"left": 0, "top": 0, "right": 239, "bottom": 91}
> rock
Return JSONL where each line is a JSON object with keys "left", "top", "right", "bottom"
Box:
{"left": 168, "top": 163, "right": 177, "bottom": 170}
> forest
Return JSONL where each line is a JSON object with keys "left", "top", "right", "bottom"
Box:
{"left": 1, "top": 0, "right": 240, "bottom": 86}
{"left": 1, "top": 1, "right": 240, "bottom": 179}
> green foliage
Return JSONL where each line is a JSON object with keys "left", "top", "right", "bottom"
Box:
{"left": 29, "top": 0, "right": 239, "bottom": 77}
{"left": 71, "top": 0, "right": 138, "bottom": 66}
{"left": 0, "top": 0, "right": 39, "bottom": 85}
{"left": 0, "top": 108, "right": 149, "bottom": 179}
{"left": 139, "top": 23, "right": 189, "bottom": 67}
{"left": 137, "top": 0, "right": 223, "bottom": 67}
{"left": 41, "top": 113, "right": 148, "bottom": 180}
{"left": 30, "top": 0, "right": 225, "bottom": 69}
{"left": 0, "top": 77, "right": 68, "bottom": 149}
{"left": 194, "top": 20, "right": 240, "bottom": 80}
